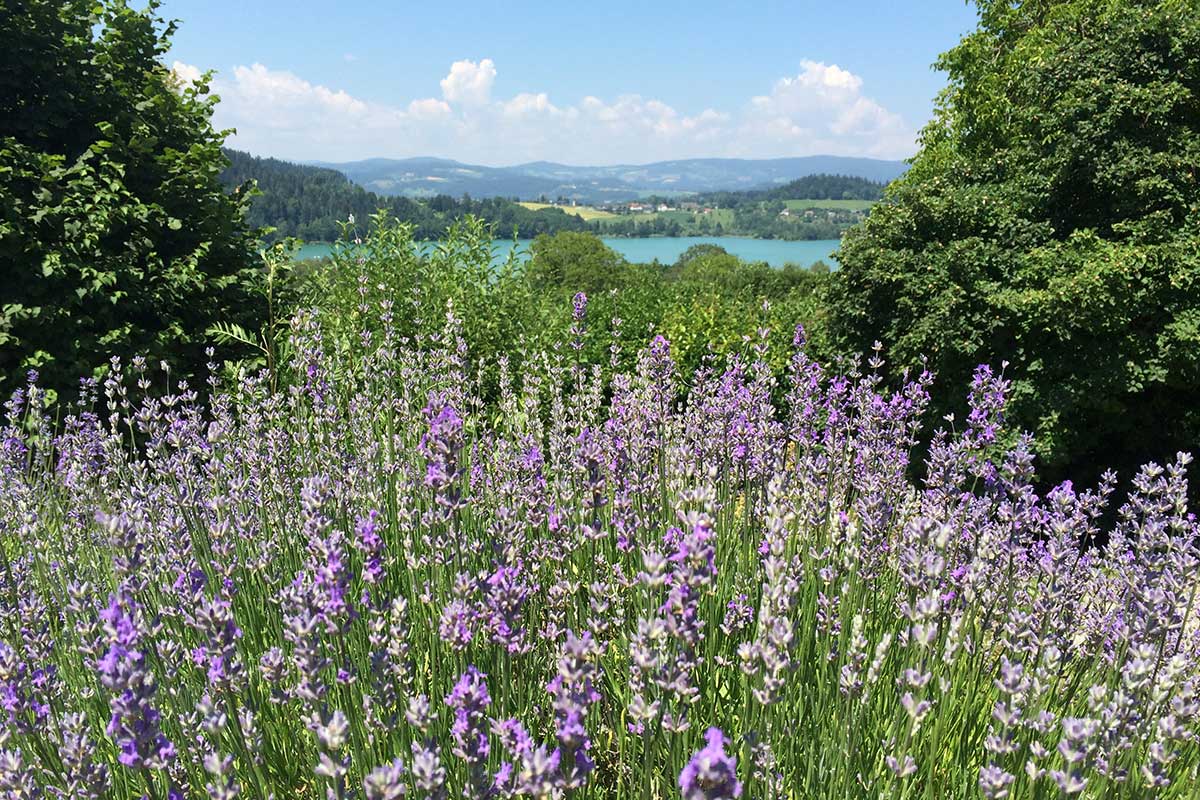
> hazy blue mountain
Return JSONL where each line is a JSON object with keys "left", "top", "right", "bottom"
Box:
{"left": 309, "top": 155, "right": 908, "bottom": 202}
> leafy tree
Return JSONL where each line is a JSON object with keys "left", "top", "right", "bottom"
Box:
{"left": 0, "top": 0, "right": 270, "bottom": 397}
{"left": 827, "top": 0, "right": 1200, "bottom": 487}
{"left": 675, "top": 243, "right": 730, "bottom": 266}
{"left": 525, "top": 232, "right": 629, "bottom": 293}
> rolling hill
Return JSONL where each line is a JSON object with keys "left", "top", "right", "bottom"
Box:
{"left": 310, "top": 155, "right": 908, "bottom": 203}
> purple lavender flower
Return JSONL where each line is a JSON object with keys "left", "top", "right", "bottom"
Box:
{"left": 355, "top": 509, "right": 386, "bottom": 587}
{"left": 547, "top": 631, "right": 602, "bottom": 788}
{"left": 720, "top": 594, "right": 753, "bottom": 638}
{"left": 190, "top": 595, "right": 244, "bottom": 690}
{"left": 0, "top": 748, "right": 40, "bottom": 798}
{"left": 419, "top": 392, "right": 464, "bottom": 510}
{"left": 484, "top": 563, "right": 534, "bottom": 654}
{"left": 493, "top": 717, "right": 561, "bottom": 797}
{"left": 570, "top": 292, "right": 588, "bottom": 353}
{"left": 0, "top": 641, "right": 52, "bottom": 736}
{"left": 446, "top": 666, "right": 491, "bottom": 765}
{"left": 96, "top": 594, "right": 176, "bottom": 771}
{"left": 679, "top": 728, "right": 742, "bottom": 800}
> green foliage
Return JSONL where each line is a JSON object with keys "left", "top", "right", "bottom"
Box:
{"left": 206, "top": 240, "right": 300, "bottom": 392}
{"left": 299, "top": 224, "right": 829, "bottom": 399}
{"left": 826, "top": 0, "right": 1200, "bottom": 485}
{"left": 300, "top": 213, "right": 545, "bottom": 401}
{"left": 665, "top": 248, "right": 828, "bottom": 375}
{"left": 519, "top": 232, "right": 829, "bottom": 379}
{"left": 0, "top": 0, "right": 265, "bottom": 398}
{"left": 675, "top": 243, "right": 731, "bottom": 265}
{"left": 219, "top": 149, "right": 589, "bottom": 243}
{"left": 524, "top": 231, "right": 628, "bottom": 293}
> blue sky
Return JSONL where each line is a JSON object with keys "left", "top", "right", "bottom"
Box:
{"left": 163, "top": 0, "right": 980, "bottom": 165}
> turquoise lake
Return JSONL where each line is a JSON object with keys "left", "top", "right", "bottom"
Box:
{"left": 293, "top": 236, "right": 839, "bottom": 268}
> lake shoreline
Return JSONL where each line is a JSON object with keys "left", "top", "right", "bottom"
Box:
{"left": 293, "top": 236, "right": 841, "bottom": 269}
{"left": 291, "top": 233, "right": 838, "bottom": 244}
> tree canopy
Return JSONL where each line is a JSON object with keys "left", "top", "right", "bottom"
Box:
{"left": 827, "top": 0, "right": 1200, "bottom": 487}
{"left": 0, "top": 0, "right": 267, "bottom": 396}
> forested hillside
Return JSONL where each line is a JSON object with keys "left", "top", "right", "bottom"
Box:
{"left": 703, "top": 173, "right": 885, "bottom": 206}
{"left": 219, "top": 149, "right": 588, "bottom": 241}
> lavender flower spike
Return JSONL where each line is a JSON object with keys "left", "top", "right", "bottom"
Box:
{"left": 96, "top": 594, "right": 176, "bottom": 772}
{"left": 446, "top": 666, "right": 492, "bottom": 797}
{"left": 679, "top": 728, "right": 742, "bottom": 800}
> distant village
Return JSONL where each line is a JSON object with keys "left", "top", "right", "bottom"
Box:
{"left": 532, "top": 196, "right": 715, "bottom": 215}
{"left": 531, "top": 196, "right": 849, "bottom": 221}
{"left": 610, "top": 200, "right": 715, "bottom": 215}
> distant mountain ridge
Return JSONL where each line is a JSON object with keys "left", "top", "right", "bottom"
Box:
{"left": 308, "top": 155, "right": 908, "bottom": 203}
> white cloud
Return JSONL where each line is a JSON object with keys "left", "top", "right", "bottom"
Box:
{"left": 737, "top": 60, "right": 912, "bottom": 158}
{"left": 200, "top": 57, "right": 915, "bottom": 163}
{"left": 439, "top": 58, "right": 496, "bottom": 106}
{"left": 230, "top": 63, "right": 369, "bottom": 117}
{"left": 170, "top": 60, "right": 202, "bottom": 88}
{"left": 408, "top": 97, "right": 452, "bottom": 119}
{"left": 502, "top": 92, "right": 559, "bottom": 118}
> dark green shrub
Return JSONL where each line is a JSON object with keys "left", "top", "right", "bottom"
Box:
{"left": 827, "top": 0, "right": 1200, "bottom": 486}
{"left": 0, "top": 0, "right": 265, "bottom": 397}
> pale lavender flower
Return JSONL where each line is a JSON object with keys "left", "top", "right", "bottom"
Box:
{"left": 56, "top": 711, "right": 110, "bottom": 799}
{"left": 547, "top": 631, "right": 601, "bottom": 787}
{"left": 363, "top": 757, "right": 407, "bottom": 800}
{"left": 438, "top": 599, "right": 476, "bottom": 651}
{"left": 410, "top": 741, "right": 447, "bottom": 800}
{"left": 446, "top": 666, "right": 492, "bottom": 798}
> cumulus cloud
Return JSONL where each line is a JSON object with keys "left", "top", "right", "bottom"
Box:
{"left": 170, "top": 60, "right": 202, "bottom": 87}
{"left": 194, "top": 57, "right": 915, "bottom": 163}
{"left": 439, "top": 58, "right": 496, "bottom": 106}
{"left": 408, "top": 97, "right": 452, "bottom": 119}
{"left": 737, "top": 60, "right": 912, "bottom": 158}
{"left": 502, "top": 92, "right": 559, "bottom": 118}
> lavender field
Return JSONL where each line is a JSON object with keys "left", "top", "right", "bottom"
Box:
{"left": 1, "top": 290, "right": 1197, "bottom": 799}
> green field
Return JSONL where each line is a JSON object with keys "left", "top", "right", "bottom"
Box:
{"left": 599, "top": 208, "right": 735, "bottom": 226}
{"left": 784, "top": 198, "right": 876, "bottom": 211}
{"left": 518, "top": 201, "right": 619, "bottom": 220}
